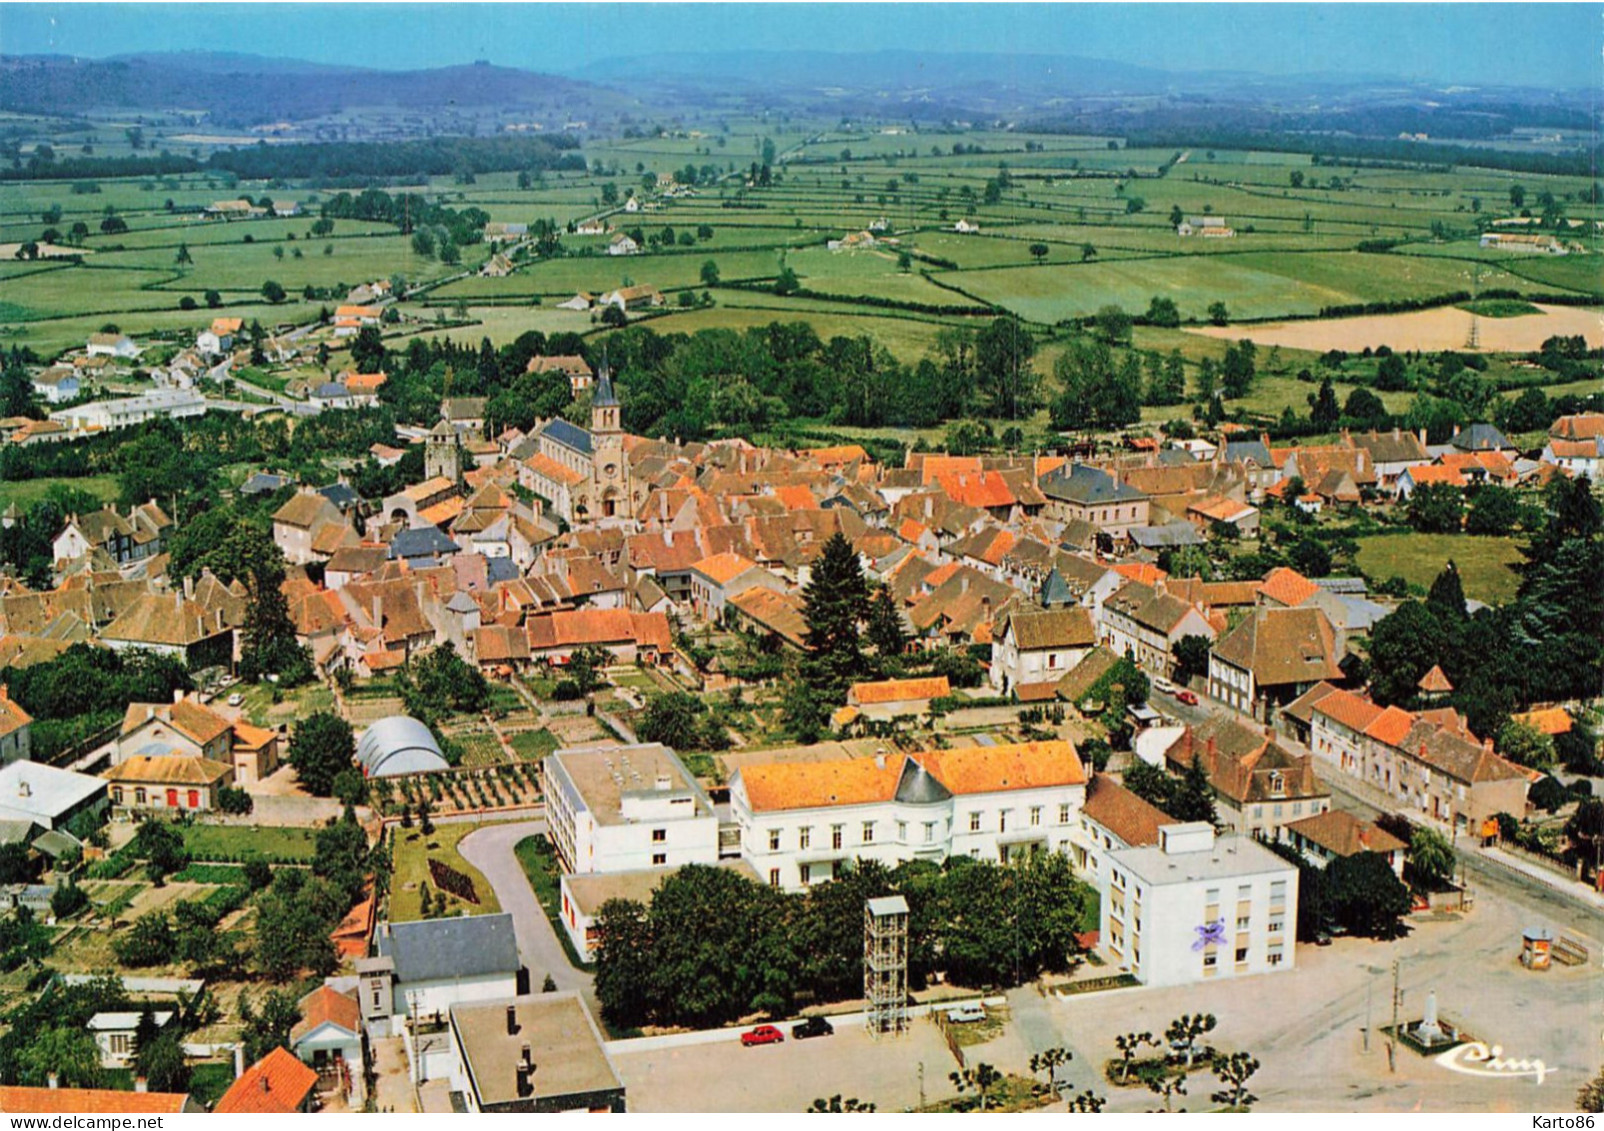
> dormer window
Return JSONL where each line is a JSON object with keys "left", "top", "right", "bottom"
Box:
{"left": 1268, "top": 771, "right": 1285, "bottom": 797}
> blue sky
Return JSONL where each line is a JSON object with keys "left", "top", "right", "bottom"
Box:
{"left": 1, "top": 4, "right": 1594, "bottom": 88}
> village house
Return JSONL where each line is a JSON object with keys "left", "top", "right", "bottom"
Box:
{"left": 526, "top": 354, "right": 595, "bottom": 396}
{"left": 97, "top": 592, "right": 236, "bottom": 670}
{"left": 197, "top": 316, "right": 243, "bottom": 356}
{"left": 272, "top": 490, "right": 352, "bottom": 566}
{"left": 606, "top": 233, "right": 640, "bottom": 256}
{"left": 30, "top": 368, "right": 81, "bottom": 404}
{"left": 598, "top": 284, "right": 663, "bottom": 312}
{"left": 88, "top": 1010, "right": 175, "bottom": 1069}
{"left": 105, "top": 754, "right": 234, "bottom": 813}
{"left": 290, "top": 986, "right": 364, "bottom": 1104}
{"left": 524, "top": 608, "right": 674, "bottom": 666}
{"left": 333, "top": 305, "right": 382, "bottom": 338}
{"left": 1069, "top": 773, "right": 1170, "bottom": 882}
{"left": 86, "top": 332, "right": 139, "bottom": 359}
{"left": 371, "top": 914, "right": 523, "bottom": 1025}
{"left": 686, "top": 552, "right": 784, "bottom": 621}
{"left": 0, "top": 686, "right": 32, "bottom": 765}
{"left": 52, "top": 502, "right": 172, "bottom": 568}
{"left": 215, "top": 1048, "right": 319, "bottom": 1115}
{"left": 990, "top": 605, "right": 1098, "bottom": 695}
{"left": 1163, "top": 716, "right": 1331, "bottom": 839}
{"left": 1099, "top": 579, "right": 1216, "bottom": 678}
{"left": 0, "top": 760, "right": 108, "bottom": 832}
{"left": 1038, "top": 463, "right": 1151, "bottom": 536}
{"left": 1208, "top": 606, "right": 1344, "bottom": 721}
{"left": 1281, "top": 809, "right": 1406, "bottom": 877}
{"left": 845, "top": 676, "right": 951, "bottom": 722}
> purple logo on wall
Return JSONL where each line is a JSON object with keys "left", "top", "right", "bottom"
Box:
{"left": 1192, "top": 920, "right": 1227, "bottom": 950}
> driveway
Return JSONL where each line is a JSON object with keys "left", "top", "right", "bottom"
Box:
{"left": 457, "top": 820, "right": 596, "bottom": 1005}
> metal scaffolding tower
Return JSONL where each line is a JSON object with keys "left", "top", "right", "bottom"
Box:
{"left": 864, "top": 895, "right": 910, "bottom": 1038}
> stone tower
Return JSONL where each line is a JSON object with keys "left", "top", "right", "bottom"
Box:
{"left": 425, "top": 418, "right": 462, "bottom": 484}
{"left": 590, "top": 361, "right": 629, "bottom": 520}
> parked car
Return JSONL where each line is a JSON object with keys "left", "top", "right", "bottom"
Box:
{"left": 946, "top": 1003, "right": 986, "bottom": 1024}
{"left": 227, "top": 693, "right": 244, "bottom": 707}
{"left": 1174, "top": 689, "right": 1199, "bottom": 706}
{"left": 792, "top": 1016, "right": 834, "bottom": 1039}
{"left": 1152, "top": 677, "right": 1176, "bottom": 694}
{"left": 741, "top": 1025, "right": 784, "bottom": 1047}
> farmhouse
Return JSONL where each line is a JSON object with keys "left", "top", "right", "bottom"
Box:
{"left": 606, "top": 233, "right": 640, "bottom": 256}
{"left": 1177, "top": 216, "right": 1235, "bottom": 238}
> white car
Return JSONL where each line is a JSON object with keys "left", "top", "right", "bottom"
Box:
{"left": 946, "top": 1003, "right": 986, "bottom": 1024}
{"left": 227, "top": 693, "right": 244, "bottom": 707}
{"left": 1152, "top": 677, "right": 1176, "bottom": 694}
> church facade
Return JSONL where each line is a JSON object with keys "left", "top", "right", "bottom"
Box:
{"left": 520, "top": 366, "right": 644, "bottom": 527}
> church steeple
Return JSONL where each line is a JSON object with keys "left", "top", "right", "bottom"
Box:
{"left": 591, "top": 354, "right": 621, "bottom": 434}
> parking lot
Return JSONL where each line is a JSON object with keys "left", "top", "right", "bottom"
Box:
{"left": 609, "top": 1017, "right": 957, "bottom": 1112}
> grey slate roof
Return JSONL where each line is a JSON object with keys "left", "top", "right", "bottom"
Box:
{"left": 241, "top": 473, "right": 290, "bottom": 496}
{"left": 540, "top": 418, "right": 593, "bottom": 456}
{"left": 486, "top": 556, "right": 521, "bottom": 584}
{"left": 1130, "top": 521, "right": 1206, "bottom": 549}
{"left": 1040, "top": 463, "right": 1146, "bottom": 505}
{"left": 1038, "top": 568, "right": 1075, "bottom": 608}
{"left": 390, "top": 527, "right": 461, "bottom": 560}
{"left": 1452, "top": 423, "right": 1510, "bottom": 452}
{"left": 1224, "top": 439, "right": 1274, "bottom": 466}
{"left": 318, "top": 482, "right": 361, "bottom": 510}
{"left": 377, "top": 912, "right": 520, "bottom": 985}
{"left": 895, "top": 758, "right": 953, "bottom": 805}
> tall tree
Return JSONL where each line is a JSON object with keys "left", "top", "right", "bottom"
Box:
{"left": 975, "top": 316, "right": 1037, "bottom": 420}
{"left": 865, "top": 585, "right": 908, "bottom": 663}
{"left": 286, "top": 712, "right": 356, "bottom": 797}
{"left": 800, "top": 532, "right": 870, "bottom": 696}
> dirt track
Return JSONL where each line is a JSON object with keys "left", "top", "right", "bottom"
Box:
{"left": 1187, "top": 303, "right": 1603, "bottom": 353}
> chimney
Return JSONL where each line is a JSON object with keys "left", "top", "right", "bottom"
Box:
{"left": 183, "top": 574, "right": 195, "bottom": 600}
{"left": 505, "top": 1005, "right": 519, "bottom": 1035}
{"left": 146, "top": 706, "right": 154, "bottom": 721}
{"left": 960, "top": 576, "right": 969, "bottom": 594}
{"left": 18, "top": 781, "right": 29, "bottom": 799}
{"left": 874, "top": 750, "right": 887, "bottom": 770}
{"left": 1452, "top": 424, "right": 1461, "bottom": 438}
{"left": 655, "top": 772, "right": 671, "bottom": 791}
{"left": 1418, "top": 428, "right": 1428, "bottom": 447}
{"left": 260, "top": 1073, "right": 270, "bottom": 1094}
{"left": 661, "top": 528, "right": 672, "bottom": 546}
{"left": 134, "top": 1077, "right": 148, "bottom": 1094}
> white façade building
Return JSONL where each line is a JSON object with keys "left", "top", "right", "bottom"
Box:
{"left": 1099, "top": 822, "right": 1298, "bottom": 988}
{"left": 542, "top": 744, "right": 719, "bottom": 875}
{"left": 372, "top": 914, "right": 523, "bottom": 1025}
{"left": 729, "top": 741, "right": 1088, "bottom": 891}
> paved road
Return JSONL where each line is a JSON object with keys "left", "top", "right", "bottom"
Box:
{"left": 457, "top": 819, "right": 598, "bottom": 1009}
{"left": 1153, "top": 686, "right": 1604, "bottom": 929}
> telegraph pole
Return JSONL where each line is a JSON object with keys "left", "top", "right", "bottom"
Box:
{"left": 1388, "top": 958, "right": 1402, "bottom": 1073}
{"left": 1364, "top": 977, "right": 1373, "bottom": 1054}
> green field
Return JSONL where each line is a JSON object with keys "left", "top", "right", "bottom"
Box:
{"left": 1354, "top": 532, "right": 1525, "bottom": 606}
{"left": 0, "top": 474, "right": 121, "bottom": 509}
{"left": 180, "top": 823, "right": 319, "bottom": 862}
{"left": 389, "top": 821, "right": 503, "bottom": 922}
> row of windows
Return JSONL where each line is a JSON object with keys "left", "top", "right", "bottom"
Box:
{"left": 760, "top": 804, "right": 1077, "bottom": 852}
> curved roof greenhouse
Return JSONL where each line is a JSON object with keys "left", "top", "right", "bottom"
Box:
{"left": 355, "top": 716, "right": 450, "bottom": 778}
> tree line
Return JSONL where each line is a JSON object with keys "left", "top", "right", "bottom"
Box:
{"left": 593, "top": 852, "right": 1096, "bottom": 1031}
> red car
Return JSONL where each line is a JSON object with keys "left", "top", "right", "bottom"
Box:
{"left": 741, "top": 1025, "right": 784, "bottom": 1047}
{"left": 1174, "top": 690, "right": 1199, "bottom": 706}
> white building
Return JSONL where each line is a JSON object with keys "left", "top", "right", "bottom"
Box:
{"left": 85, "top": 333, "right": 139, "bottom": 359}
{"left": 557, "top": 860, "right": 759, "bottom": 963}
{"left": 990, "top": 606, "right": 1097, "bottom": 695}
{"left": 372, "top": 914, "right": 522, "bottom": 1025}
{"left": 88, "top": 1011, "right": 174, "bottom": 1069}
{"left": 729, "top": 741, "right": 1087, "bottom": 891}
{"left": 1100, "top": 822, "right": 1298, "bottom": 987}
{"left": 49, "top": 390, "right": 206, "bottom": 434}
{"left": 541, "top": 744, "right": 719, "bottom": 875}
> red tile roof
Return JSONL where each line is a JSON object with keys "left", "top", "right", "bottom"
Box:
{"left": 214, "top": 1047, "right": 318, "bottom": 1114}
{"left": 1258, "top": 566, "right": 1320, "bottom": 608}
{"left": 293, "top": 986, "right": 361, "bottom": 1044}
{"left": 848, "top": 676, "right": 950, "bottom": 705}
{"left": 0, "top": 1087, "right": 193, "bottom": 1114}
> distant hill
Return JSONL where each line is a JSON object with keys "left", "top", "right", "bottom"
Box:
{"left": 0, "top": 53, "right": 627, "bottom": 126}
{"left": 581, "top": 48, "right": 1186, "bottom": 97}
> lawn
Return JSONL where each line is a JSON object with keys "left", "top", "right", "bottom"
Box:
{"left": 508, "top": 729, "right": 559, "bottom": 762}
{"left": 1354, "top": 532, "right": 1525, "bottom": 606}
{"left": 388, "top": 820, "right": 503, "bottom": 922}
{"left": 0, "top": 474, "right": 121, "bottom": 510}
{"left": 181, "top": 823, "right": 318, "bottom": 863}
{"left": 237, "top": 679, "right": 334, "bottom": 727}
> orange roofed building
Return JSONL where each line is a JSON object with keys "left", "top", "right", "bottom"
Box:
{"left": 215, "top": 1047, "right": 319, "bottom": 1114}
{"left": 729, "top": 740, "right": 1086, "bottom": 890}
